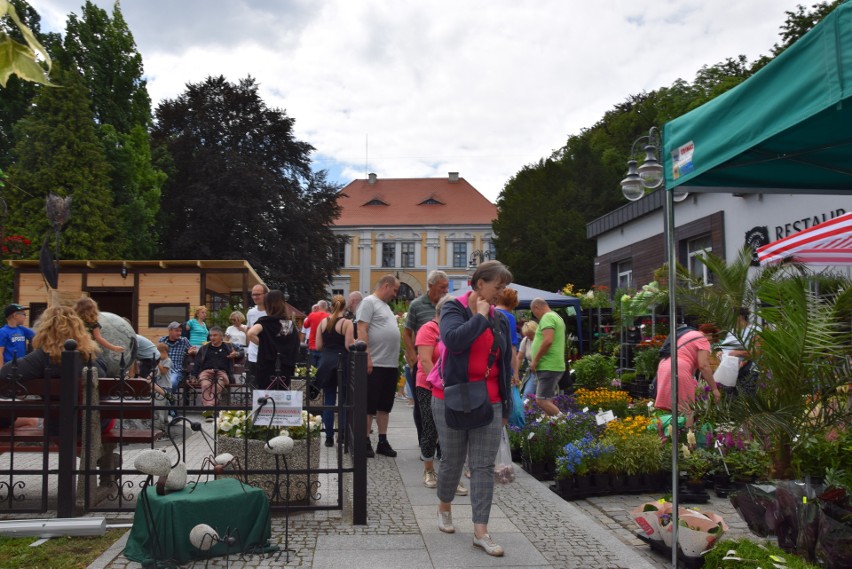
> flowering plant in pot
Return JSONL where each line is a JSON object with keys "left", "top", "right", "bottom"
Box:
{"left": 217, "top": 409, "right": 323, "bottom": 502}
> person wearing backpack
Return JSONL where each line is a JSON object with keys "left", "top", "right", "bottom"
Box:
{"left": 654, "top": 322, "right": 721, "bottom": 426}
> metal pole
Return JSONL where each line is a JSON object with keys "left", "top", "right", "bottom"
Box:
{"left": 350, "top": 340, "right": 368, "bottom": 525}
{"left": 665, "top": 186, "right": 680, "bottom": 568}
{"left": 58, "top": 339, "right": 80, "bottom": 518}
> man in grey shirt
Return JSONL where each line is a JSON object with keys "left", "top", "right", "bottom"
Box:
{"left": 356, "top": 274, "right": 400, "bottom": 458}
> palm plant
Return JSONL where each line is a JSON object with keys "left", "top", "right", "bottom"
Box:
{"left": 677, "top": 248, "right": 852, "bottom": 477}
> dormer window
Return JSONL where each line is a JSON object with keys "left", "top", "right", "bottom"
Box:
{"left": 364, "top": 198, "right": 388, "bottom": 206}
{"left": 418, "top": 197, "right": 444, "bottom": 205}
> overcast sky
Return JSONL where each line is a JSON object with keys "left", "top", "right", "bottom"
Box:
{"left": 32, "top": 0, "right": 792, "bottom": 202}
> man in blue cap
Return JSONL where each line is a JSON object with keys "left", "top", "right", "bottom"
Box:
{"left": 0, "top": 304, "right": 34, "bottom": 364}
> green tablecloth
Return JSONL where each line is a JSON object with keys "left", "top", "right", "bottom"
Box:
{"left": 124, "top": 477, "right": 272, "bottom": 565}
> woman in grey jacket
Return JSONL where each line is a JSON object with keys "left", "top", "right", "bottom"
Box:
{"left": 432, "top": 260, "right": 514, "bottom": 557}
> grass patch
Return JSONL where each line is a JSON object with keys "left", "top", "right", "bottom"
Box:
{"left": 703, "top": 538, "right": 821, "bottom": 569}
{"left": 0, "top": 528, "right": 125, "bottom": 569}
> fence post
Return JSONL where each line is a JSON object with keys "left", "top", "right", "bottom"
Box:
{"left": 349, "top": 340, "right": 368, "bottom": 525}
{"left": 58, "top": 339, "right": 81, "bottom": 518}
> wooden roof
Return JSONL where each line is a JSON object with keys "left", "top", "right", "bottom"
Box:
{"left": 335, "top": 176, "right": 497, "bottom": 227}
{"left": 6, "top": 259, "right": 266, "bottom": 291}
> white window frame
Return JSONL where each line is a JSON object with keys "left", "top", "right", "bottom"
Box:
{"left": 687, "top": 235, "right": 713, "bottom": 286}
{"left": 616, "top": 260, "right": 633, "bottom": 290}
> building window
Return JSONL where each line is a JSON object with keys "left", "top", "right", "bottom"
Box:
{"left": 381, "top": 242, "right": 395, "bottom": 268}
{"left": 335, "top": 240, "right": 346, "bottom": 268}
{"left": 149, "top": 303, "right": 190, "bottom": 327}
{"left": 687, "top": 235, "right": 713, "bottom": 285}
{"left": 487, "top": 241, "right": 497, "bottom": 260}
{"left": 332, "top": 288, "right": 344, "bottom": 297}
{"left": 452, "top": 242, "right": 467, "bottom": 268}
{"left": 401, "top": 242, "right": 415, "bottom": 267}
{"left": 616, "top": 260, "right": 633, "bottom": 290}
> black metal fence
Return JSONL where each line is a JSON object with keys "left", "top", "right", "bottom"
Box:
{"left": 0, "top": 341, "right": 368, "bottom": 523}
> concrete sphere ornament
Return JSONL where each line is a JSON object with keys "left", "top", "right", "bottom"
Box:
{"left": 189, "top": 523, "right": 219, "bottom": 552}
{"left": 214, "top": 453, "right": 234, "bottom": 465}
{"left": 164, "top": 461, "right": 187, "bottom": 491}
{"left": 264, "top": 435, "right": 294, "bottom": 456}
{"left": 134, "top": 449, "right": 171, "bottom": 477}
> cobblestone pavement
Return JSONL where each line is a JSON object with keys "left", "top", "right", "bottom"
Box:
{"left": 90, "top": 401, "right": 755, "bottom": 568}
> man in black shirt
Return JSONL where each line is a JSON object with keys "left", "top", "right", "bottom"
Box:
{"left": 194, "top": 327, "right": 243, "bottom": 417}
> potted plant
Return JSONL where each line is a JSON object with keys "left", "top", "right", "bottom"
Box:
{"left": 680, "top": 445, "right": 716, "bottom": 498}
{"left": 723, "top": 440, "right": 771, "bottom": 484}
{"left": 571, "top": 354, "right": 617, "bottom": 390}
{"left": 217, "top": 408, "right": 322, "bottom": 502}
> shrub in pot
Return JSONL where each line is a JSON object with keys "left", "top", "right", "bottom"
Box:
{"left": 571, "top": 354, "right": 617, "bottom": 389}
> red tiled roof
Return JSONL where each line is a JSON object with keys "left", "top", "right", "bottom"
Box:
{"left": 334, "top": 176, "right": 497, "bottom": 227}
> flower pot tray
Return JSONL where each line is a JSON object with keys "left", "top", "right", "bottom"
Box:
{"left": 634, "top": 532, "right": 705, "bottom": 569}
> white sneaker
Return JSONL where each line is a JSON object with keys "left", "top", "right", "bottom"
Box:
{"left": 455, "top": 482, "right": 468, "bottom": 496}
{"left": 423, "top": 469, "right": 437, "bottom": 488}
{"left": 473, "top": 533, "right": 504, "bottom": 557}
{"left": 437, "top": 510, "right": 455, "bottom": 533}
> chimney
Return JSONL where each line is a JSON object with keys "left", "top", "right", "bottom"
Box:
{"left": 448, "top": 172, "right": 459, "bottom": 182}
{"left": 368, "top": 172, "right": 377, "bottom": 184}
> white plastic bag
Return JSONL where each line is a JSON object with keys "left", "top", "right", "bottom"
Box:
{"left": 494, "top": 427, "right": 516, "bottom": 484}
{"left": 714, "top": 354, "right": 739, "bottom": 387}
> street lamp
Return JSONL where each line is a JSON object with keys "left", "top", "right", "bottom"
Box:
{"left": 621, "top": 126, "right": 683, "bottom": 568}
{"left": 468, "top": 249, "right": 492, "bottom": 268}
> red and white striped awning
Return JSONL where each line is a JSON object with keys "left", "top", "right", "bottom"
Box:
{"left": 757, "top": 212, "right": 852, "bottom": 266}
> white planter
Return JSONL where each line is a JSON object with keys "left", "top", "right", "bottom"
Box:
{"left": 216, "top": 436, "right": 321, "bottom": 502}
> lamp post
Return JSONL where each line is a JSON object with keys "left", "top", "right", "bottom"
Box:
{"left": 620, "top": 126, "right": 688, "bottom": 568}
{"left": 468, "top": 249, "right": 492, "bottom": 269}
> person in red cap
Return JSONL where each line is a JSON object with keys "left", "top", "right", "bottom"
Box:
{"left": 0, "top": 304, "right": 34, "bottom": 364}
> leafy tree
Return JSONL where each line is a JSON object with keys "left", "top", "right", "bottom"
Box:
{"left": 773, "top": 0, "right": 843, "bottom": 56}
{"left": 152, "top": 75, "right": 343, "bottom": 309}
{"left": 61, "top": 0, "right": 150, "bottom": 130}
{"left": 60, "top": 0, "right": 162, "bottom": 258}
{"left": 6, "top": 66, "right": 121, "bottom": 260}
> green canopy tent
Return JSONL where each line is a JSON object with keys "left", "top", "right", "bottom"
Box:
{"left": 662, "top": 0, "right": 852, "bottom": 196}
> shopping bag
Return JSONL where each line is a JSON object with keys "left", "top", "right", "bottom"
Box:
{"left": 509, "top": 386, "right": 525, "bottom": 428}
{"left": 714, "top": 354, "right": 739, "bottom": 387}
{"left": 494, "top": 427, "right": 516, "bottom": 484}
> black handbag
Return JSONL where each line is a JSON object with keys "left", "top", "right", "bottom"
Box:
{"left": 443, "top": 316, "right": 500, "bottom": 431}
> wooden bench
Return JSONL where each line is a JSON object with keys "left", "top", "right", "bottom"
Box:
{"left": 0, "top": 376, "right": 163, "bottom": 452}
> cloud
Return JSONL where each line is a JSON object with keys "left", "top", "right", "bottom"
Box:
{"left": 32, "top": 0, "right": 788, "bottom": 201}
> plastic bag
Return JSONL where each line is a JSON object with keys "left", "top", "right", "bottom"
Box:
{"left": 774, "top": 481, "right": 807, "bottom": 551}
{"left": 730, "top": 484, "right": 776, "bottom": 537}
{"left": 494, "top": 427, "right": 515, "bottom": 484}
{"left": 509, "top": 386, "right": 524, "bottom": 428}
{"left": 714, "top": 354, "right": 739, "bottom": 387}
{"left": 815, "top": 501, "right": 852, "bottom": 569}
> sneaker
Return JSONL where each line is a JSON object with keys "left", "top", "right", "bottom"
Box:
{"left": 455, "top": 482, "right": 468, "bottom": 496}
{"left": 473, "top": 533, "right": 504, "bottom": 557}
{"left": 325, "top": 438, "right": 334, "bottom": 447}
{"left": 423, "top": 469, "right": 437, "bottom": 488}
{"left": 464, "top": 467, "right": 471, "bottom": 478}
{"left": 365, "top": 442, "right": 375, "bottom": 458}
{"left": 437, "top": 510, "right": 455, "bottom": 533}
{"left": 376, "top": 440, "right": 397, "bottom": 457}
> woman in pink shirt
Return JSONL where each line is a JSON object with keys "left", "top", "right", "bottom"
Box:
{"left": 654, "top": 323, "right": 721, "bottom": 425}
{"left": 415, "top": 294, "right": 452, "bottom": 490}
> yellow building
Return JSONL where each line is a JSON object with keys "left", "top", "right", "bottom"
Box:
{"left": 331, "top": 173, "right": 498, "bottom": 298}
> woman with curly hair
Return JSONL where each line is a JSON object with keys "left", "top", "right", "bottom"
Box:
{"left": 0, "top": 305, "right": 103, "bottom": 432}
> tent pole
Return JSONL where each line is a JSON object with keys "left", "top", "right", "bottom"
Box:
{"left": 666, "top": 184, "right": 680, "bottom": 569}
